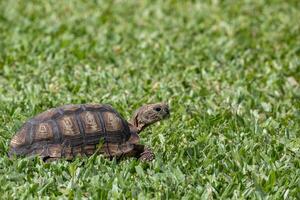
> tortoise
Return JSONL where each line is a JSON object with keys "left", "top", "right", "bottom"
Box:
{"left": 9, "top": 103, "right": 170, "bottom": 162}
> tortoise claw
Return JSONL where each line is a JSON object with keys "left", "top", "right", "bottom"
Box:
{"left": 139, "top": 147, "right": 155, "bottom": 162}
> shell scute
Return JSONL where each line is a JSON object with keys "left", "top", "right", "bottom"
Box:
{"left": 9, "top": 103, "right": 138, "bottom": 159}
{"left": 10, "top": 124, "right": 29, "bottom": 148}
{"left": 80, "top": 111, "right": 102, "bottom": 134}
{"left": 33, "top": 108, "right": 57, "bottom": 121}
{"left": 84, "top": 103, "right": 104, "bottom": 109}
{"left": 102, "top": 112, "right": 123, "bottom": 132}
{"left": 60, "top": 104, "right": 81, "bottom": 112}
{"left": 47, "top": 144, "right": 62, "bottom": 157}
{"left": 58, "top": 115, "right": 81, "bottom": 136}
{"left": 34, "top": 122, "right": 54, "bottom": 141}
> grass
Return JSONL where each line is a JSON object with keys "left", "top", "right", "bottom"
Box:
{"left": 0, "top": 0, "right": 300, "bottom": 199}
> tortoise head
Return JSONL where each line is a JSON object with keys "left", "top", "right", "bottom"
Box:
{"left": 131, "top": 103, "right": 170, "bottom": 133}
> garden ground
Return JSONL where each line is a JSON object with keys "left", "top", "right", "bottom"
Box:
{"left": 0, "top": 0, "right": 299, "bottom": 199}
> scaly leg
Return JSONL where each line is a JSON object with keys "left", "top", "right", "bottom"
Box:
{"left": 132, "top": 144, "right": 155, "bottom": 162}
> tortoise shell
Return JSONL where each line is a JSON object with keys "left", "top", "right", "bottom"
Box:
{"left": 9, "top": 104, "right": 139, "bottom": 160}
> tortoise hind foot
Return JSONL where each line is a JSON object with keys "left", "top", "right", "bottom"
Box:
{"left": 139, "top": 147, "right": 155, "bottom": 162}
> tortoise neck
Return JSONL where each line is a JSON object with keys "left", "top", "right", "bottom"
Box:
{"left": 130, "top": 109, "right": 149, "bottom": 134}
{"left": 129, "top": 118, "right": 145, "bottom": 134}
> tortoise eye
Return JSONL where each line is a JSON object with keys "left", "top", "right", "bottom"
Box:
{"left": 154, "top": 107, "right": 161, "bottom": 112}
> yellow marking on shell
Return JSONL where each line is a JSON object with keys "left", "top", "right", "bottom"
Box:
{"left": 10, "top": 127, "right": 27, "bottom": 147}
{"left": 59, "top": 116, "right": 80, "bottom": 136}
{"left": 86, "top": 103, "right": 103, "bottom": 109}
{"left": 103, "top": 112, "right": 122, "bottom": 132}
{"left": 61, "top": 105, "right": 81, "bottom": 112}
{"left": 48, "top": 144, "right": 62, "bottom": 157}
{"left": 35, "top": 123, "right": 53, "bottom": 140}
{"left": 63, "top": 117, "right": 73, "bottom": 132}
{"left": 10, "top": 135, "right": 26, "bottom": 147}
{"left": 81, "top": 112, "right": 101, "bottom": 134}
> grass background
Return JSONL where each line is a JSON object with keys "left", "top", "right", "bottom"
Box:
{"left": 0, "top": 0, "right": 300, "bottom": 199}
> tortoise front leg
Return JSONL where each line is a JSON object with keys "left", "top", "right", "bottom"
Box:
{"left": 132, "top": 144, "right": 155, "bottom": 162}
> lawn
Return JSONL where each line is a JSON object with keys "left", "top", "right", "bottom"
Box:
{"left": 0, "top": 0, "right": 300, "bottom": 199}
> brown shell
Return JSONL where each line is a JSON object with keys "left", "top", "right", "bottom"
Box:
{"left": 9, "top": 104, "right": 139, "bottom": 159}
